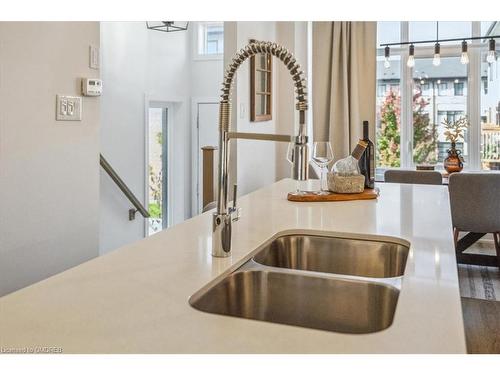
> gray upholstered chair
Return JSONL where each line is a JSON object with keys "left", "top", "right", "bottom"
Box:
{"left": 448, "top": 172, "right": 500, "bottom": 267}
{"left": 384, "top": 169, "right": 442, "bottom": 185}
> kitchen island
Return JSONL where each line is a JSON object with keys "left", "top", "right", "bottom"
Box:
{"left": 0, "top": 179, "right": 466, "bottom": 353}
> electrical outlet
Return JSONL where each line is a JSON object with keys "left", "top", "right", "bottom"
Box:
{"left": 56, "top": 95, "right": 82, "bottom": 121}
{"left": 89, "top": 45, "right": 100, "bottom": 70}
{"left": 240, "top": 103, "right": 246, "bottom": 119}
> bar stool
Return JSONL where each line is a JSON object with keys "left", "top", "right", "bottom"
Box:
{"left": 448, "top": 172, "right": 500, "bottom": 267}
{"left": 384, "top": 169, "right": 443, "bottom": 185}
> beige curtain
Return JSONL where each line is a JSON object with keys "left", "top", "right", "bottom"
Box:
{"left": 312, "top": 22, "right": 377, "bottom": 161}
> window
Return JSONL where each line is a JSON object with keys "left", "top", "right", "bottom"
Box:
{"left": 376, "top": 50, "right": 401, "bottom": 168}
{"left": 454, "top": 81, "right": 464, "bottom": 96}
{"left": 147, "top": 106, "right": 168, "bottom": 235}
{"left": 410, "top": 57, "right": 468, "bottom": 165}
{"left": 480, "top": 48, "right": 500, "bottom": 170}
{"left": 376, "top": 21, "right": 498, "bottom": 172}
{"left": 195, "top": 22, "right": 223, "bottom": 58}
{"left": 205, "top": 25, "right": 223, "bottom": 54}
{"left": 250, "top": 48, "right": 273, "bottom": 122}
{"left": 438, "top": 81, "right": 448, "bottom": 96}
{"left": 438, "top": 111, "right": 466, "bottom": 124}
{"left": 377, "top": 83, "right": 387, "bottom": 97}
{"left": 409, "top": 22, "right": 472, "bottom": 46}
{"left": 482, "top": 77, "right": 488, "bottom": 95}
{"left": 437, "top": 110, "right": 467, "bottom": 162}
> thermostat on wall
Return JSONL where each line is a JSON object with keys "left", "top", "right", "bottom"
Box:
{"left": 81, "top": 78, "right": 102, "bottom": 96}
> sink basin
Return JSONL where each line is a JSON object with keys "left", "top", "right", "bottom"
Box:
{"left": 253, "top": 234, "right": 409, "bottom": 278}
{"left": 190, "top": 270, "right": 400, "bottom": 334}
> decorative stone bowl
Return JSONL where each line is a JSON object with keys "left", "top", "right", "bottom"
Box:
{"left": 327, "top": 173, "right": 365, "bottom": 194}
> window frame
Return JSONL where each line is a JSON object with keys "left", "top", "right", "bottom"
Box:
{"left": 454, "top": 81, "right": 465, "bottom": 96}
{"left": 377, "top": 21, "right": 487, "bottom": 171}
{"left": 250, "top": 43, "right": 273, "bottom": 122}
{"left": 438, "top": 81, "right": 448, "bottom": 96}
{"left": 192, "top": 21, "right": 224, "bottom": 61}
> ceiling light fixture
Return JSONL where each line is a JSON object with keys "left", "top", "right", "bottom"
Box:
{"left": 432, "top": 22, "right": 441, "bottom": 67}
{"left": 146, "top": 21, "right": 189, "bottom": 33}
{"left": 433, "top": 42, "right": 441, "bottom": 66}
{"left": 379, "top": 24, "right": 499, "bottom": 69}
{"left": 407, "top": 44, "right": 415, "bottom": 68}
{"left": 460, "top": 40, "right": 469, "bottom": 65}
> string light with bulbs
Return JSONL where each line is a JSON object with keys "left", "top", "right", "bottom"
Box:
{"left": 381, "top": 22, "right": 498, "bottom": 69}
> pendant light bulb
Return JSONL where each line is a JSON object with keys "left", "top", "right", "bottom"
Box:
{"left": 384, "top": 46, "right": 391, "bottom": 69}
{"left": 460, "top": 41, "right": 469, "bottom": 65}
{"left": 460, "top": 52, "right": 469, "bottom": 65}
{"left": 407, "top": 55, "right": 415, "bottom": 68}
{"left": 433, "top": 42, "right": 441, "bottom": 66}
{"left": 486, "top": 39, "right": 496, "bottom": 64}
{"left": 407, "top": 44, "right": 415, "bottom": 68}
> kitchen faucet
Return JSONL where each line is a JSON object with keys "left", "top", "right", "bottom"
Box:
{"left": 212, "top": 41, "right": 309, "bottom": 257}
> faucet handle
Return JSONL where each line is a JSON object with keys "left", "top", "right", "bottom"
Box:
{"left": 232, "top": 184, "right": 238, "bottom": 209}
{"left": 230, "top": 184, "right": 241, "bottom": 221}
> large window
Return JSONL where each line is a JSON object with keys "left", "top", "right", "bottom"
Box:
{"left": 376, "top": 21, "right": 499, "bottom": 173}
{"left": 376, "top": 23, "right": 401, "bottom": 168}
{"left": 414, "top": 56, "right": 468, "bottom": 165}
{"left": 480, "top": 48, "right": 500, "bottom": 170}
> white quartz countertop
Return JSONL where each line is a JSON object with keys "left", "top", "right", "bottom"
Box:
{"left": 0, "top": 179, "right": 466, "bottom": 353}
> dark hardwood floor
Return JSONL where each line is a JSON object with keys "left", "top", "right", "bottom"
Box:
{"left": 461, "top": 297, "right": 500, "bottom": 353}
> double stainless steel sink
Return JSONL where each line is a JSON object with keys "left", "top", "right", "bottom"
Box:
{"left": 253, "top": 235, "right": 408, "bottom": 278}
{"left": 189, "top": 232, "right": 410, "bottom": 334}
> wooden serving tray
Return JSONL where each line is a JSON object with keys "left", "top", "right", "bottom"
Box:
{"left": 287, "top": 188, "right": 380, "bottom": 202}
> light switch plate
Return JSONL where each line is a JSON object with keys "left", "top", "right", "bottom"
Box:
{"left": 56, "top": 95, "right": 82, "bottom": 121}
{"left": 89, "top": 45, "right": 100, "bottom": 70}
{"left": 240, "top": 103, "right": 246, "bottom": 119}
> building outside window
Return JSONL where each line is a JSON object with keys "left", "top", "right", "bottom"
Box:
{"left": 482, "top": 77, "right": 488, "bottom": 95}
{"left": 377, "top": 83, "right": 387, "bottom": 97}
{"left": 421, "top": 83, "right": 431, "bottom": 95}
{"left": 376, "top": 21, "right": 500, "bottom": 175}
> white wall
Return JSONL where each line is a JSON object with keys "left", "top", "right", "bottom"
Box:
{"left": 224, "top": 22, "right": 310, "bottom": 196}
{"left": 100, "top": 22, "right": 223, "bottom": 255}
{"left": 189, "top": 23, "right": 224, "bottom": 214}
{"left": 190, "top": 23, "right": 224, "bottom": 98}
{"left": 0, "top": 22, "right": 100, "bottom": 296}
{"left": 99, "top": 22, "right": 307, "bottom": 255}
{"left": 232, "top": 22, "right": 279, "bottom": 196}
{"left": 100, "top": 22, "right": 192, "bottom": 255}
{"left": 275, "top": 22, "right": 310, "bottom": 181}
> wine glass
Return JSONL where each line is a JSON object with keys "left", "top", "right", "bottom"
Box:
{"left": 312, "top": 141, "right": 333, "bottom": 194}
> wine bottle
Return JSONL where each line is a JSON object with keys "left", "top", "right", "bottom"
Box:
{"left": 358, "top": 120, "right": 375, "bottom": 188}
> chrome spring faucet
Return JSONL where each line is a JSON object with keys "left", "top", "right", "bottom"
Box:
{"left": 212, "top": 41, "right": 309, "bottom": 257}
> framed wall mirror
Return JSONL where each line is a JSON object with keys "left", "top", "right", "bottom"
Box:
{"left": 250, "top": 39, "right": 273, "bottom": 122}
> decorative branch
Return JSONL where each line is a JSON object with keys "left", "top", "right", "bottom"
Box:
{"left": 442, "top": 116, "right": 469, "bottom": 143}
